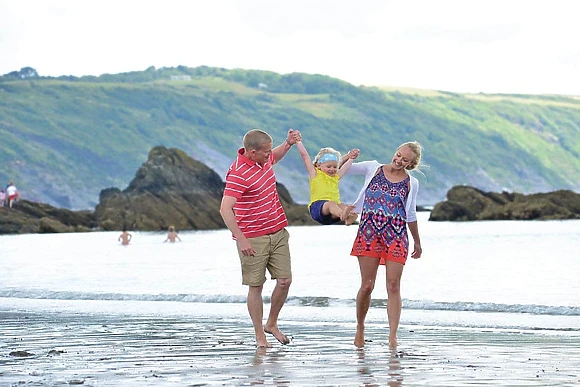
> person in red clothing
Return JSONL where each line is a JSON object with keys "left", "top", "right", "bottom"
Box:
{"left": 6, "top": 180, "right": 18, "bottom": 208}
{"left": 220, "top": 128, "right": 301, "bottom": 349}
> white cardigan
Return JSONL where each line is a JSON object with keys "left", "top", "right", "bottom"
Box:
{"left": 344, "top": 160, "right": 419, "bottom": 223}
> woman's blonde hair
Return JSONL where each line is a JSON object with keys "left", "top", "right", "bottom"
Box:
{"left": 313, "top": 147, "right": 341, "bottom": 166}
{"left": 399, "top": 141, "right": 423, "bottom": 171}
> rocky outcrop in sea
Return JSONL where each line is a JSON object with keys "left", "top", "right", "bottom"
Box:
{"left": 0, "top": 146, "right": 315, "bottom": 234}
{"left": 10, "top": 151, "right": 579, "bottom": 234}
{"left": 0, "top": 200, "right": 95, "bottom": 234}
{"left": 95, "top": 145, "right": 316, "bottom": 230}
{"left": 429, "top": 185, "right": 580, "bottom": 221}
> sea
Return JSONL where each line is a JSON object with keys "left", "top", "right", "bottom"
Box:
{"left": 1, "top": 212, "right": 579, "bottom": 386}
{"left": 1, "top": 212, "right": 578, "bottom": 327}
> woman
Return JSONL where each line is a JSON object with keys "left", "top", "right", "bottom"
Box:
{"left": 345, "top": 142, "right": 424, "bottom": 348}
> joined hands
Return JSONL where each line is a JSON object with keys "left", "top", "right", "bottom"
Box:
{"left": 287, "top": 129, "right": 302, "bottom": 145}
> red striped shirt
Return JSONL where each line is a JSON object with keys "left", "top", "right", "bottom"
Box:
{"left": 223, "top": 148, "right": 288, "bottom": 238}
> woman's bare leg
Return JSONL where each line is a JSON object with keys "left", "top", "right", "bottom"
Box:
{"left": 385, "top": 261, "right": 404, "bottom": 348}
{"left": 354, "top": 256, "right": 380, "bottom": 347}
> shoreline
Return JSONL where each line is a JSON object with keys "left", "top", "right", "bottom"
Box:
{"left": 2, "top": 309, "right": 579, "bottom": 386}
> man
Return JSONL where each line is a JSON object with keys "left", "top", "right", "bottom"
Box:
{"left": 220, "top": 128, "right": 300, "bottom": 348}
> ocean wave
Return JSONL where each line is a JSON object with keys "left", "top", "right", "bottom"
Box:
{"left": 1, "top": 289, "right": 578, "bottom": 316}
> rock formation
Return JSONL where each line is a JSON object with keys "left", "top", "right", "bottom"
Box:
{"left": 0, "top": 145, "right": 326, "bottom": 234}
{"left": 94, "top": 146, "right": 315, "bottom": 231}
{"left": 430, "top": 185, "right": 580, "bottom": 221}
{"left": 94, "top": 146, "right": 226, "bottom": 231}
{"left": 0, "top": 200, "right": 95, "bottom": 234}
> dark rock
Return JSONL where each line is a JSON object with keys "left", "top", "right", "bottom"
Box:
{"left": 95, "top": 146, "right": 315, "bottom": 231}
{"left": 99, "top": 187, "right": 122, "bottom": 203}
{"left": 0, "top": 146, "right": 314, "bottom": 234}
{"left": 39, "top": 217, "right": 75, "bottom": 233}
{"left": 430, "top": 185, "right": 580, "bottom": 221}
{"left": 0, "top": 200, "right": 96, "bottom": 234}
{"left": 48, "top": 349, "right": 67, "bottom": 355}
{"left": 9, "top": 350, "right": 34, "bottom": 357}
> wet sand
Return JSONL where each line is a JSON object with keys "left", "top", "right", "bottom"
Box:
{"left": 1, "top": 310, "right": 579, "bottom": 386}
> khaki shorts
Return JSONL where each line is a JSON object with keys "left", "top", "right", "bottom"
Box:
{"left": 237, "top": 228, "right": 292, "bottom": 286}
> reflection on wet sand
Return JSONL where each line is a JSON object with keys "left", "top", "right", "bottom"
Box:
{"left": 357, "top": 347, "right": 403, "bottom": 387}
{"left": 250, "top": 346, "right": 291, "bottom": 385}
{"left": 2, "top": 312, "right": 579, "bottom": 386}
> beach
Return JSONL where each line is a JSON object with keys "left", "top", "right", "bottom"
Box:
{"left": 2, "top": 301, "right": 579, "bottom": 386}
{"left": 1, "top": 213, "right": 580, "bottom": 385}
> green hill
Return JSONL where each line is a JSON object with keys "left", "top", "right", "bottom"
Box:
{"left": 1, "top": 65, "right": 579, "bottom": 209}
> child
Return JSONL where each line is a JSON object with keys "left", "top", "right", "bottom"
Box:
{"left": 118, "top": 229, "right": 132, "bottom": 245}
{"left": 296, "top": 140, "right": 360, "bottom": 225}
{"left": 164, "top": 225, "right": 181, "bottom": 243}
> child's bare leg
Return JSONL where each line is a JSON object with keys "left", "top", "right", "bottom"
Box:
{"left": 322, "top": 201, "right": 344, "bottom": 220}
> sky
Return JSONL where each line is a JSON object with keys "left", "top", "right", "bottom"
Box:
{"left": 1, "top": 0, "right": 579, "bottom": 95}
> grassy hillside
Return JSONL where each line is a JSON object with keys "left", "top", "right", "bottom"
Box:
{"left": 1, "top": 66, "right": 579, "bottom": 209}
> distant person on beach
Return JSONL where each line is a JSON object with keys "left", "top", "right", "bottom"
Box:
{"left": 344, "top": 141, "right": 424, "bottom": 349}
{"left": 295, "top": 139, "right": 360, "bottom": 225}
{"left": 118, "top": 229, "right": 132, "bottom": 246}
{"left": 0, "top": 190, "right": 5, "bottom": 207}
{"left": 220, "top": 128, "right": 301, "bottom": 348}
{"left": 6, "top": 180, "right": 18, "bottom": 208}
{"left": 164, "top": 226, "right": 181, "bottom": 243}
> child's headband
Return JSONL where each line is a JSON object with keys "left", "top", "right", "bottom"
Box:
{"left": 317, "top": 153, "right": 339, "bottom": 164}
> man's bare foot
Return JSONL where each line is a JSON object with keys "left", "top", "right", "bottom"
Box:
{"left": 345, "top": 212, "right": 358, "bottom": 226}
{"left": 341, "top": 205, "right": 355, "bottom": 222}
{"left": 256, "top": 339, "right": 273, "bottom": 348}
{"left": 264, "top": 326, "right": 291, "bottom": 345}
{"left": 354, "top": 328, "right": 365, "bottom": 348}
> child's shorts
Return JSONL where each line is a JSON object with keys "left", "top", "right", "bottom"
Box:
{"left": 309, "top": 200, "right": 340, "bottom": 225}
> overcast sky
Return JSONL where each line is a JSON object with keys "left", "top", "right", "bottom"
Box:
{"left": 1, "top": 0, "right": 579, "bottom": 95}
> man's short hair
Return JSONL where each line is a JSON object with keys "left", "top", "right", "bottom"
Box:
{"left": 243, "top": 129, "right": 273, "bottom": 151}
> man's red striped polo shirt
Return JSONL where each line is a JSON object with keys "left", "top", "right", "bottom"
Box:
{"left": 223, "top": 148, "right": 288, "bottom": 238}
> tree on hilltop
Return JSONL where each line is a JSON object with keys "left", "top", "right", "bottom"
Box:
{"left": 2, "top": 67, "right": 39, "bottom": 79}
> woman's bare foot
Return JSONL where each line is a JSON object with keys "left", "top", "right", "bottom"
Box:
{"left": 354, "top": 327, "right": 365, "bottom": 348}
{"left": 388, "top": 336, "right": 398, "bottom": 349}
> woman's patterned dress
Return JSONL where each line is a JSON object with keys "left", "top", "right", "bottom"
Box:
{"left": 351, "top": 167, "right": 410, "bottom": 265}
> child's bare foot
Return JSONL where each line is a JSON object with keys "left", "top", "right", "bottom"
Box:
{"left": 341, "top": 205, "right": 355, "bottom": 222}
{"left": 345, "top": 212, "right": 358, "bottom": 226}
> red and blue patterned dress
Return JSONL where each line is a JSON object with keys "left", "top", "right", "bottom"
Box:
{"left": 350, "top": 167, "right": 410, "bottom": 265}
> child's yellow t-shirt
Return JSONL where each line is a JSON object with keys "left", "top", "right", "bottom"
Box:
{"left": 308, "top": 169, "right": 341, "bottom": 207}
